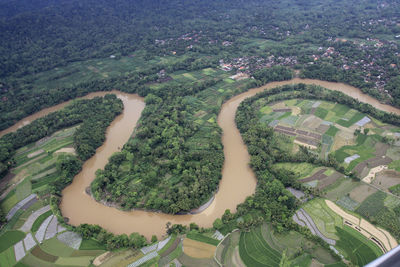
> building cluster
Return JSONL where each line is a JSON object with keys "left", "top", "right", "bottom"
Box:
{"left": 312, "top": 37, "right": 399, "bottom": 92}
{"left": 219, "top": 55, "right": 298, "bottom": 74}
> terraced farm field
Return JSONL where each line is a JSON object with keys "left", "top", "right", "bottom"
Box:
{"left": 239, "top": 227, "right": 281, "bottom": 267}
{"left": 335, "top": 226, "right": 381, "bottom": 266}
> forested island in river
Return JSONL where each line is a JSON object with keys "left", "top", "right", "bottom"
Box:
{"left": 1, "top": 0, "right": 400, "bottom": 266}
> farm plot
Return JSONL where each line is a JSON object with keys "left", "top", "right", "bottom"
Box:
{"left": 356, "top": 191, "right": 386, "bottom": 219}
{"left": 182, "top": 238, "right": 215, "bottom": 259}
{"left": 349, "top": 184, "right": 377, "bottom": 203}
{"left": 372, "top": 170, "right": 400, "bottom": 190}
{"left": 239, "top": 226, "right": 281, "bottom": 267}
{"left": 335, "top": 226, "right": 382, "bottom": 266}
{"left": 302, "top": 199, "right": 343, "bottom": 240}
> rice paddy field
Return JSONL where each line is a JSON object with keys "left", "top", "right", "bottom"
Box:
{"left": 300, "top": 198, "right": 384, "bottom": 266}
{"left": 236, "top": 223, "right": 342, "bottom": 267}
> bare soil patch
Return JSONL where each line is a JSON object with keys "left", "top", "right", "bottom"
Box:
{"left": 374, "top": 143, "right": 390, "bottom": 157}
{"left": 183, "top": 238, "right": 216, "bottom": 259}
{"left": 300, "top": 169, "right": 327, "bottom": 183}
{"left": 271, "top": 102, "right": 287, "bottom": 109}
{"left": 365, "top": 156, "right": 393, "bottom": 169}
{"left": 54, "top": 147, "right": 76, "bottom": 155}
{"left": 31, "top": 246, "right": 58, "bottom": 262}
{"left": 349, "top": 184, "right": 377, "bottom": 203}
{"left": 27, "top": 149, "right": 45, "bottom": 158}
{"left": 93, "top": 251, "right": 112, "bottom": 266}
{"left": 310, "top": 259, "right": 324, "bottom": 267}
{"left": 363, "top": 165, "right": 388, "bottom": 184}
{"left": 231, "top": 246, "right": 246, "bottom": 267}
{"left": 372, "top": 170, "right": 400, "bottom": 190}
{"left": 353, "top": 162, "right": 367, "bottom": 177}
{"left": 318, "top": 172, "right": 343, "bottom": 190}
{"left": 316, "top": 124, "right": 330, "bottom": 134}
{"left": 179, "top": 252, "right": 219, "bottom": 267}
{"left": 302, "top": 115, "right": 323, "bottom": 130}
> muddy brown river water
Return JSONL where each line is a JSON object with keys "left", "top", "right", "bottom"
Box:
{"left": 2, "top": 79, "right": 400, "bottom": 239}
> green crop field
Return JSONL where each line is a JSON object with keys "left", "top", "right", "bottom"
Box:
{"left": 325, "top": 125, "right": 339, "bottom": 137}
{"left": 273, "top": 162, "right": 319, "bottom": 179}
{"left": 303, "top": 198, "right": 343, "bottom": 240}
{"left": 315, "top": 107, "right": 328, "bottom": 119}
{"left": 41, "top": 238, "right": 75, "bottom": 257}
{"left": 31, "top": 210, "right": 52, "bottom": 233}
{"left": 335, "top": 226, "right": 382, "bottom": 266}
{"left": 356, "top": 191, "right": 386, "bottom": 218}
{"left": 79, "top": 239, "right": 106, "bottom": 250}
{"left": 239, "top": 227, "right": 281, "bottom": 267}
{"left": 186, "top": 232, "right": 220, "bottom": 246}
{"left": 337, "top": 112, "right": 365, "bottom": 127}
{"left": 332, "top": 104, "right": 351, "bottom": 117}
{"left": 0, "top": 192, "right": 18, "bottom": 213}
{"left": 389, "top": 160, "right": 400, "bottom": 172}
{"left": 0, "top": 230, "right": 26, "bottom": 253}
{"left": 0, "top": 247, "right": 16, "bottom": 267}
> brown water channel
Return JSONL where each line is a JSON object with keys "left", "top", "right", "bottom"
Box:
{"left": 3, "top": 79, "right": 400, "bottom": 239}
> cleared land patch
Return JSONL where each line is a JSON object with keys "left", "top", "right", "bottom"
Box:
{"left": 182, "top": 238, "right": 216, "bottom": 258}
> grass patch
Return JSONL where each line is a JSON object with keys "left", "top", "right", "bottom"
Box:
{"left": 389, "top": 184, "right": 400, "bottom": 197}
{"left": 32, "top": 172, "right": 59, "bottom": 190}
{"left": 31, "top": 210, "right": 52, "bottom": 233}
{"left": 337, "top": 112, "right": 365, "bottom": 127}
{"left": 157, "top": 235, "right": 177, "bottom": 256}
{"left": 260, "top": 106, "right": 272, "bottom": 114}
{"left": 0, "top": 192, "right": 18, "bottom": 214}
{"left": 389, "top": 160, "right": 400, "bottom": 172}
{"left": 55, "top": 256, "right": 94, "bottom": 266}
{"left": 273, "top": 162, "right": 317, "bottom": 179}
{"left": 79, "top": 238, "right": 106, "bottom": 250}
{"left": 291, "top": 253, "right": 312, "bottom": 267}
{"left": 40, "top": 238, "right": 75, "bottom": 257}
{"left": 325, "top": 125, "right": 339, "bottom": 137}
{"left": 332, "top": 104, "right": 350, "bottom": 117}
{"left": 315, "top": 107, "right": 328, "bottom": 119}
{"left": 186, "top": 232, "right": 220, "bottom": 246}
{"left": 0, "top": 246, "right": 16, "bottom": 267}
{"left": 0, "top": 230, "right": 26, "bottom": 253}
{"left": 31, "top": 246, "right": 58, "bottom": 262}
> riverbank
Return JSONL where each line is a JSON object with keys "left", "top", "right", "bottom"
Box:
{"left": 2, "top": 78, "right": 400, "bottom": 239}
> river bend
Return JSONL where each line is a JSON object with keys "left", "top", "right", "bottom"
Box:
{"left": 2, "top": 79, "right": 399, "bottom": 238}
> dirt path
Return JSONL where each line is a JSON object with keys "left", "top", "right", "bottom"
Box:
{"left": 93, "top": 251, "right": 112, "bottom": 266}
{"left": 231, "top": 246, "right": 246, "bottom": 267}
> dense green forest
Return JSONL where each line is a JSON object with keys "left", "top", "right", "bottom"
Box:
{"left": 1, "top": 0, "right": 400, "bottom": 131}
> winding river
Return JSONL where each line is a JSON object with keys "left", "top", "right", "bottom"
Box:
{"left": 2, "top": 78, "right": 400, "bottom": 239}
